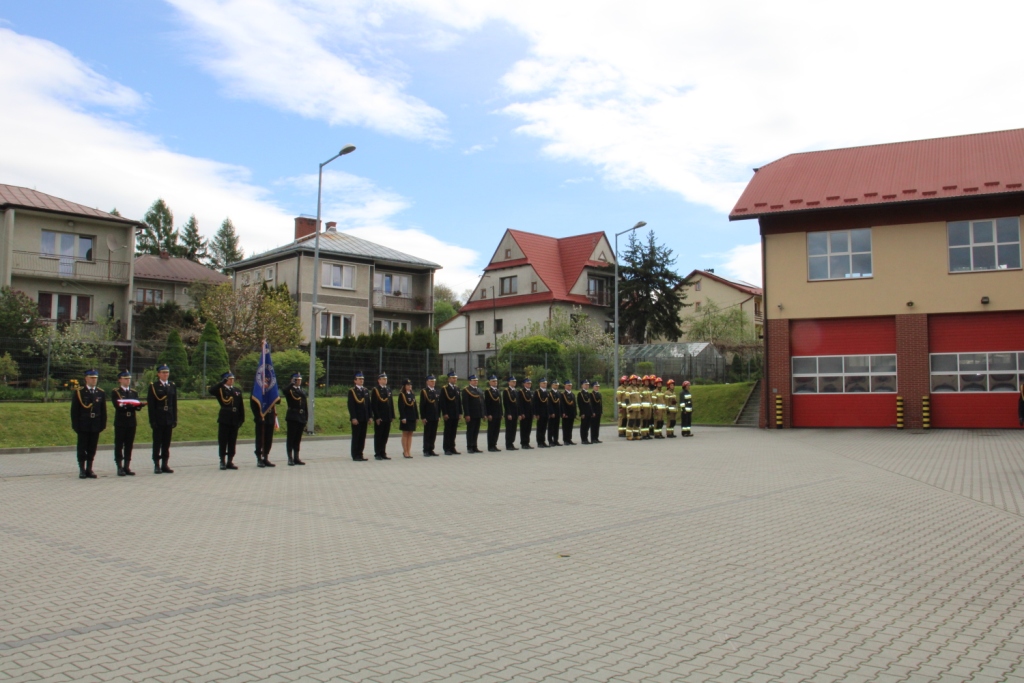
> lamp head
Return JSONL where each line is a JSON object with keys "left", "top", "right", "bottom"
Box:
{"left": 633, "top": 221, "right": 647, "bottom": 230}
{"left": 340, "top": 145, "right": 356, "bottom": 156}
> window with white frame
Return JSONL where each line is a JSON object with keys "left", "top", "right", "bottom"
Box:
{"left": 374, "top": 319, "right": 409, "bottom": 334}
{"left": 136, "top": 288, "right": 163, "bottom": 306}
{"left": 322, "top": 262, "right": 355, "bottom": 289}
{"left": 791, "top": 354, "right": 897, "bottom": 394}
{"left": 320, "top": 312, "right": 353, "bottom": 339}
{"left": 374, "top": 272, "right": 410, "bottom": 297}
{"left": 41, "top": 231, "right": 94, "bottom": 261}
{"left": 475, "top": 320, "right": 485, "bottom": 335}
{"left": 929, "top": 352, "right": 1022, "bottom": 392}
{"left": 947, "top": 218, "right": 1021, "bottom": 272}
{"left": 38, "top": 293, "right": 92, "bottom": 322}
{"left": 500, "top": 275, "right": 517, "bottom": 295}
{"left": 265, "top": 266, "right": 274, "bottom": 280}
{"left": 807, "top": 229, "right": 872, "bottom": 280}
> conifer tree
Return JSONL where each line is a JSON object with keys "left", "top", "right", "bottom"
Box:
{"left": 137, "top": 199, "right": 183, "bottom": 257}
{"left": 157, "top": 329, "right": 190, "bottom": 379}
{"left": 209, "top": 218, "right": 245, "bottom": 273}
{"left": 194, "top": 320, "right": 230, "bottom": 384}
{"left": 180, "top": 214, "right": 208, "bottom": 263}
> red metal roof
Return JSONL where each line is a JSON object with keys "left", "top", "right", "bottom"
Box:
{"left": 683, "top": 269, "right": 762, "bottom": 296}
{"left": 730, "top": 128, "right": 1024, "bottom": 221}
{"left": 134, "top": 255, "right": 231, "bottom": 284}
{"left": 459, "top": 291, "right": 592, "bottom": 313}
{"left": 0, "top": 184, "right": 138, "bottom": 224}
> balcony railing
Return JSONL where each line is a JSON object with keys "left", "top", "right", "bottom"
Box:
{"left": 587, "top": 291, "right": 613, "bottom": 307}
{"left": 11, "top": 251, "right": 131, "bottom": 284}
{"left": 372, "top": 290, "right": 432, "bottom": 312}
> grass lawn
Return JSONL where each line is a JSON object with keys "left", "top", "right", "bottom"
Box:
{"left": 0, "top": 383, "right": 755, "bottom": 449}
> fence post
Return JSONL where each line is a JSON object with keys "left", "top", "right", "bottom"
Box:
{"left": 544, "top": 352, "right": 547, "bottom": 376}
{"left": 129, "top": 337, "right": 135, "bottom": 378}
{"left": 425, "top": 348, "right": 429, "bottom": 378}
{"left": 44, "top": 337, "right": 52, "bottom": 402}
{"left": 326, "top": 346, "right": 331, "bottom": 391}
{"left": 577, "top": 350, "right": 581, "bottom": 384}
{"left": 203, "top": 341, "right": 208, "bottom": 392}
{"left": 379, "top": 347, "right": 383, "bottom": 374}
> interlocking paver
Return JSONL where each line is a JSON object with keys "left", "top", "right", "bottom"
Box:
{"left": 2, "top": 428, "right": 1024, "bottom": 681}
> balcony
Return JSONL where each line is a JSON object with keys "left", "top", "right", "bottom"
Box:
{"left": 587, "top": 291, "right": 613, "bottom": 307}
{"left": 12, "top": 251, "right": 131, "bottom": 285}
{"left": 372, "top": 290, "right": 432, "bottom": 312}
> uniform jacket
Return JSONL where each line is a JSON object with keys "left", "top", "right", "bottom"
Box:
{"left": 502, "top": 386, "right": 520, "bottom": 419}
{"left": 577, "top": 390, "right": 594, "bottom": 418}
{"left": 112, "top": 387, "right": 145, "bottom": 428}
{"left": 250, "top": 392, "right": 278, "bottom": 424}
{"left": 484, "top": 386, "right": 503, "bottom": 419}
{"left": 371, "top": 385, "right": 395, "bottom": 422}
{"left": 419, "top": 385, "right": 440, "bottom": 421}
{"left": 592, "top": 389, "right": 604, "bottom": 417}
{"left": 532, "top": 387, "right": 549, "bottom": 417}
{"left": 71, "top": 386, "right": 107, "bottom": 433}
{"left": 440, "top": 382, "right": 462, "bottom": 419}
{"left": 681, "top": 389, "right": 693, "bottom": 413}
{"left": 561, "top": 389, "right": 577, "bottom": 420}
{"left": 284, "top": 384, "right": 309, "bottom": 424}
{"left": 147, "top": 381, "right": 178, "bottom": 428}
{"left": 462, "top": 385, "right": 484, "bottom": 419}
{"left": 209, "top": 382, "right": 245, "bottom": 427}
{"left": 548, "top": 389, "right": 562, "bottom": 419}
{"left": 398, "top": 389, "right": 418, "bottom": 424}
{"left": 517, "top": 387, "right": 534, "bottom": 419}
{"left": 348, "top": 384, "right": 371, "bottom": 423}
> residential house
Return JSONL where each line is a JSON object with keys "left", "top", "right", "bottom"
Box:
{"left": 439, "top": 229, "right": 616, "bottom": 377}
{"left": 730, "top": 128, "right": 1024, "bottom": 429}
{"left": 0, "top": 184, "right": 139, "bottom": 339}
{"left": 133, "top": 251, "right": 231, "bottom": 310}
{"left": 679, "top": 269, "right": 763, "bottom": 341}
{"left": 228, "top": 217, "right": 440, "bottom": 343}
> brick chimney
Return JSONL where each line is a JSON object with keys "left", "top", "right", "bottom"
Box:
{"left": 294, "top": 216, "right": 318, "bottom": 240}
{"left": 326, "top": 221, "right": 337, "bottom": 232}
{"left": 159, "top": 249, "right": 170, "bottom": 260}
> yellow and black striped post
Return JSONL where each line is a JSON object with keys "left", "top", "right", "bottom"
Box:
{"left": 922, "top": 395, "right": 931, "bottom": 430}
{"left": 775, "top": 395, "right": 784, "bottom": 428}
{"left": 896, "top": 396, "right": 904, "bottom": 429}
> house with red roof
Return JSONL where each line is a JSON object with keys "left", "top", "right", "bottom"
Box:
{"left": 133, "top": 251, "right": 230, "bottom": 310}
{"left": 731, "top": 128, "right": 1024, "bottom": 429}
{"left": 675, "top": 269, "right": 763, "bottom": 342}
{"left": 438, "top": 229, "right": 615, "bottom": 376}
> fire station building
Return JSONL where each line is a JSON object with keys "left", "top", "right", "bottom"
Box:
{"left": 731, "top": 128, "right": 1024, "bottom": 429}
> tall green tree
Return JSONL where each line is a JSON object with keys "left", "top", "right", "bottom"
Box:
{"left": 616, "top": 231, "right": 688, "bottom": 344}
{"left": 686, "top": 298, "right": 754, "bottom": 346}
{"left": 194, "top": 320, "right": 231, "bottom": 383}
{"left": 180, "top": 214, "right": 208, "bottom": 263}
{"left": 137, "top": 199, "right": 183, "bottom": 257}
{"left": 209, "top": 218, "right": 244, "bottom": 273}
{"left": 157, "top": 329, "right": 191, "bottom": 378}
{"left": 0, "top": 287, "right": 42, "bottom": 343}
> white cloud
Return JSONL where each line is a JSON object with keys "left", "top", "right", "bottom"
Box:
{"left": 718, "top": 243, "right": 762, "bottom": 287}
{"left": 462, "top": 143, "right": 492, "bottom": 155}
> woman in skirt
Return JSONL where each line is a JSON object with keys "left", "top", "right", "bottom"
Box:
{"left": 398, "top": 378, "right": 419, "bottom": 458}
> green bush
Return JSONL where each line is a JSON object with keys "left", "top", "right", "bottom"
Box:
{"left": 193, "top": 320, "right": 231, "bottom": 382}
{"left": 157, "top": 330, "right": 190, "bottom": 378}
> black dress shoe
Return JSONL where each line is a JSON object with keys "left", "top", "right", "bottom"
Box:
{"left": 593, "top": 439, "right": 602, "bottom": 444}
{"left": 124, "top": 467, "right": 136, "bottom": 475}
{"left": 257, "top": 459, "right": 267, "bottom": 468}
{"left": 506, "top": 445, "right": 518, "bottom": 451}
{"left": 443, "top": 451, "right": 452, "bottom": 455}
{"left": 375, "top": 455, "right": 392, "bottom": 460}
{"left": 154, "top": 464, "right": 162, "bottom": 474}
{"left": 521, "top": 445, "right": 533, "bottom": 450}
{"left": 219, "top": 462, "right": 227, "bottom": 470}
{"left": 538, "top": 443, "right": 548, "bottom": 448}
{"left": 353, "top": 457, "right": 368, "bottom": 461}
{"left": 581, "top": 440, "right": 591, "bottom": 445}
{"left": 566, "top": 441, "right": 575, "bottom": 445}
{"left": 488, "top": 447, "right": 500, "bottom": 452}
{"left": 294, "top": 458, "right": 305, "bottom": 465}
{"left": 117, "top": 466, "right": 127, "bottom": 476}
{"left": 263, "top": 459, "right": 275, "bottom": 467}
{"left": 552, "top": 442, "right": 561, "bottom": 447}
{"left": 161, "top": 466, "right": 174, "bottom": 473}
{"left": 450, "top": 450, "right": 461, "bottom": 455}
{"left": 226, "top": 462, "right": 238, "bottom": 469}
{"left": 79, "top": 470, "right": 88, "bottom": 479}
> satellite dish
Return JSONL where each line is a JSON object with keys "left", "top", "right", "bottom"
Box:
{"left": 107, "top": 235, "right": 126, "bottom": 252}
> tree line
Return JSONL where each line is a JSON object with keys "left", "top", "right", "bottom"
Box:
{"left": 124, "top": 199, "right": 245, "bottom": 273}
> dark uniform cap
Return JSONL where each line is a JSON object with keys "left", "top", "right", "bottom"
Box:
{"left": 564, "top": 380, "right": 573, "bottom": 386}
{"left": 593, "top": 381, "right": 601, "bottom": 387}
{"left": 157, "top": 364, "right": 170, "bottom": 372}
{"left": 84, "top": 369, "right": 99, "bottom": 377}
{"left": 582, "top": 379, "right": 590, "bottom": 386}
{"left": 426, "top": 374, "right": 436, "bottom": 380}
{"left": 291, "top": 372, "right": 302, "bottom": 379}
{"left": 354, "top": 371, "right": 364, "bottom": 378}
{"left": 118, "top": 370, "right": 131, "bottom": 379}
{"left": 221, "top": 371, "right": 234, "bottom": 380}
{"left": 507, "top": 376, "right": 517, "bottom": 382}
{"left": 488, "top": 375, "right": 498, "bottom": 381}
{"left": 378, "top": 373, "right": 387, "bottom": 379}
{"left": 447, "top": 372, "right": 458, "bottom": 379}
{"left": 539, "top": 378, "right": 548, "bottom": 383}
{"left": 467, "top": 374, "right": 478, "bottom": 380}
{"left": 523, "top": 378, "right": 532, "bottom": 384}
{"left": 402, "top": 378, "right": 412, "bottom": 386}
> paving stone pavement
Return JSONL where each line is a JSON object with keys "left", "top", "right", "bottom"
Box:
{"left": 2, "top": 428, "right": 1024, "bottom": 682}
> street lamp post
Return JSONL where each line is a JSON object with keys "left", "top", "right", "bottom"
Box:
{"left": 307, "top": 145, "right": 356, "bottom": 435}
{"left": 613, "top": 221, "right": 647, "bottom": 387}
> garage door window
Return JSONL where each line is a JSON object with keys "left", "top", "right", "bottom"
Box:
{"left": 930, "top": 352, "right": 1022, "bottom": 392}
{"left": 792, "top": 354, "right": 896, "bottom": 394}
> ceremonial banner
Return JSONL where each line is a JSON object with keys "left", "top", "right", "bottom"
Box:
{"left": 252, "top": 339, "right": 280, "bottom": 418}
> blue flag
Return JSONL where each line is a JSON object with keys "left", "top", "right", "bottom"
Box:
{"left": 252, "top": 339, "right": 280, "bottom": 417}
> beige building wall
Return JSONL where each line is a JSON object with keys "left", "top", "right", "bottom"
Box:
{"left": 677, "top": 274, "right": 763, "bottom": 341}
{"left": 492, "top": 232, "right": 526, "bottom": 262}
{"left": 765, "top": 218, "right": 1024, "bottom": 321}
{"left": 475, "top": 264, "right": 547, "bottom": 298}
{"left": 133, "top": 278, "right": 195, "bottom": 308}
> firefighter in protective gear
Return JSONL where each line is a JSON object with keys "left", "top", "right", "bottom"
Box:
{"left": 626, "top": 375, "right": 643, "bottom": 440}
{"left": 652, "top": 377, "right": 667, "bottom": 438}
{"left": 617, "top": 375, "right": 628, "bottom": 437}
{"left": 679, "top": 380, "right": 694, "bottom": 436}
{"left": 664, "top": 379, "right": 678, "bottom": 437}
{"left": 639, "top": 375, "right": 654, "bottom": 439}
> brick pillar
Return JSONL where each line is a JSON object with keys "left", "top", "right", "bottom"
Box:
{"left": 895, "top": 313, "right": 929, "bottom": 429}
{"left": 764, "top": 318, "right": 791, "bottom": 428}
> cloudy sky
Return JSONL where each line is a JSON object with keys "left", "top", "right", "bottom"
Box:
{"left": 2, "top": 1, "right": 1022, "bottom": 292}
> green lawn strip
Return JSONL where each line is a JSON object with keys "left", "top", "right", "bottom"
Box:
{"left": 0, "top": 384, "right": 754, "bottom": 449}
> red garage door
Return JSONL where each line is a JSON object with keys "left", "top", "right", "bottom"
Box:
{"left": 929, "top": 312, "right": 1024, "bottom": 428}
{"left": 790, "top": 317, "right": 898, "bottom": 427}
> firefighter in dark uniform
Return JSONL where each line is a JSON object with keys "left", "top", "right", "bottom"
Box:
{"left": 250, "top": 379, "right": 279, "bottom": 467}
{"left": 561, "top": 380, "right": 577, "bottom": 445}
{"left": 148, "top": 364, "right": 178, "bottom": 474}
{"left": 209, "top": 371, "right": 244, "bottom": 470}
{"left": 440, "top": 372, "right": 462, "bottom": 455}
{"left": 590, "top": 381, "right": 604, "bottom": 443}
{"left": 547, "top": 380, "right": 562, "bottom": 446}
{"left": 71, "top": 369, "right": 107, "bottom": 479}
{"left": 419, "top": 375, "right": 440, "bottom": 456}
{"left": 112, "top": 370, "right": 145, "bottom": 476}
{"left": 577, "top": 379, "right": 593, "bottom": 444}
{"left": 348, "top": 372, "right": 371, "bottom": 461}
{"left": 284, "top": 372, "right": 308, "bottom": 466}
{"left": 398, "top": 378, "right": 418, "bottom": 458}
{"left": 518, "top": 377, "right": 534, "bottom": 449}
{"left": 371, "top": 373, "right": 394, "bottom": 460}
{"left": 680, "top": 380, "right": 694, "bottom": 437}
{"left": 484, "top": 375, "right": 503, "bottom": 452}
{"left": 462, "top": 374, "right": 484, "bottom": 453}
{"left": 534, "top": 378, "right": 549, "bottom": 447}
{"left": 503, "top": 376, "right": 520, "bottom": 451}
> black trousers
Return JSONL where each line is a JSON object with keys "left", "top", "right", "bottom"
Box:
{"left": 486, "top": 417, "right": 501, "bottom": 449}
{"left": 1019, "top": 398, "right": 1024, "bottom": 426}
{"left": 286, "top": 419, "right": 304, "bottom": 456}
{"left": 579, "top": 415, "right": 591, "bottom": 442}
{"left": 590, "top": 415, "right": 601, "bottom": 442}
{"left": 151, "top": 424, "right": 173, "bottom": 462}
{"left": 217, "top": 423, "right": 240, "bottom": 460}
{"left": 373, "top": 420, "right": 391, "bottom": 456}
{"left": 443, "top": 416, "right": 460, "bottom": 452}
{"left": 562, "top": 417, "right": 575, "bottom": 444}
{"left": 520, "top": 416, "right": 533, "bottom": 446}
{"left": 504, "top": 417, "right": 518, "bottom": 448}
{"left": 351, "top": 420, "right": 368, "bottom": 459}
{"left": 76, "top": 431, "right": 100, "bottom": 465}
{"left": 535, "top": 414, "right": 547, "bottom": 445}
{"left": 254, "top": 419, "right": 274, "bottom": 458}
{"left": 547, "top": 415, "right": 560, "bottom": 444}
{"left": 114, "top": 423, "right": 136, "bottom": 464}
{"left": 422, "top": 419, "right": 438, "bottom": 453}
{"left": 465, "top": 417, "right": 481, "bottom": 451}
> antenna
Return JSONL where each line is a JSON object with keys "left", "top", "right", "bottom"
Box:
{"left": 106, "top": 235, "right": 127, "bottom": 252}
